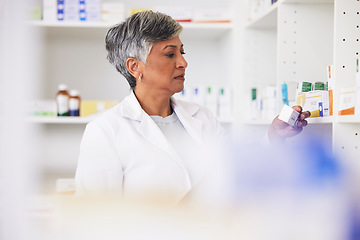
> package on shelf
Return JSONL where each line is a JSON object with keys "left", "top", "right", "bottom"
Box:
{"left": 204, "top": 86, "right": 219, "bottom": 117}
{"left": 338, "top": 87, "right": 356, "bottom": 116}
{"left": 28, "top": 100, "right": 56, "bottom": 116}
{"left": 55, "top": 0, "right": 101, "bottom": 22}
{"left": 250, "top": 87, "right": 259, "bottom": 120}
{"left": 295, "top": 81, "right": 312, "bottom": 107}
{"left": 101, "top": 2, "right": 125, "bottom": 23}
{"left": 153, "top": 6, "right": 193, "bottom": 22}
{"left": 57, "top": 0, "right": 78, "bottom": 21}
{"left": 80, "top": 0, "right": 101, "bottom": 22}
{"left": 218, "top": 87, "right": 232, "bottom": 120}
{"left": 43, "top": 0, "right": 57, "bottom": 21}
{"left": 297, "top": 90, "right": 329, "bottom": 118}
{"left": 190, "top": 86, "right": 206, "bottom": 106}
{"left": 29, "top": 5, "right": 42, "bottom": 20}
{"left": 130, "top": 8, "right": 152, "bottom": 16}
{"left": 296, "top": 81, "right": 312, "bottom": 95}
{"left": 327, "top": 65, "right": 334, "bottom": 116}
{"left": 173, "top": 88, "right": 190, "bottom": 102}
{"left": 286, "top": 82, "right": 297, "bottom": 107}
{"left": 174, "top": 86, "right": 232, "bottom": 119}
{"left": 312, "top": 81, "right": 325, "bottom": 91}
{"left": 281, "top": 83, "right": 289, "bottom": 105}
{"left": 80, "top": 100, "right": 119, "bottom": 117}
{"left": 250, "top": 85, "right": 276, "bottom": 121}
{"left": 261, "top": 85, "right": 277, "bottom": 120}
{"left": 192, "top": 6, "right": 232, "bottom": 23}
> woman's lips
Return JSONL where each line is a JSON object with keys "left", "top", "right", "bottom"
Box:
{"left": 174, "top": 74, "right": 185, "bottom": 80}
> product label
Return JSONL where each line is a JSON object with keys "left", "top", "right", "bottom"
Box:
{"left": 69, "top": 98, "right": 80, "bottom": 116}
{"left": 69, "top": 98, "right": 80, "bottom": 110}
{"left": 57, "top": 94, "right": 69, "bottom": 116}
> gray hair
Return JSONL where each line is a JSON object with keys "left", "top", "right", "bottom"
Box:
{"left": 105, "top": 10, "right": 183, "bottom": 88}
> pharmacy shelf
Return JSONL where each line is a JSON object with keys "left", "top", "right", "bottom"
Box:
{"left": 244, "top": 2, "right": 279, "bottom": 29}
{"left": 243, "top": 116, "right": 334, "bottom": 125}
{"left": 336, "top": 115, "right": 360, "bottom": 123}
{"left": 27, "top": 114, "right": 100, "bottom": 124}
{"left": 28, "top": 115, "right": 233, "bottom": 124}
{"left": 28, "top": 20, "right": 115, "bottom": 28}
{"left": 307, "top": 116, "right": 333, "bottom": 124}
{"left": 29, "top": 21, "right": 234, "bottom": 39}
{"left": 244, "top": 0, "right": 334, "bottom": 29}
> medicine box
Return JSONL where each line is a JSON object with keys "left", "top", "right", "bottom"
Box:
{"left": 278, "top": 104, "right": 300, "bottom": 126}
{"left": 296, "top": 90, "right": 329, "bottom": 117}
{"left": 338, "top": 87, "right": 356, "bottom": 116}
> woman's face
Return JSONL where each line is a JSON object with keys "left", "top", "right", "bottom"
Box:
{"left": 141, "top": 36, "right": 188, "bottom": 95}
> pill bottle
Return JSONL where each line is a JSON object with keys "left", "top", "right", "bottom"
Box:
{"left": 69, "top": 89, "right": 81, "bottom": 116}
{"left": 56, "top": 84, "right": 69, "bottom": 116}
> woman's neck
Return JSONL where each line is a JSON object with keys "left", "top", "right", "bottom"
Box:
{"left": 133, "top": 88, "right": 173, "bottom": 118}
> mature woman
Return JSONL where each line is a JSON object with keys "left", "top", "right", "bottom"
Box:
{"left": 75, "top": 10, "right": 310, "bottom": 204}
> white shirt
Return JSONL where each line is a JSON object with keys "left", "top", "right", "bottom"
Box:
{"left": 150, "top": 112, "right": 203, "bottom": 184}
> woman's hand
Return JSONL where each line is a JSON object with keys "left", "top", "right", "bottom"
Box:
{"left": 268, "top": 105, "right": 311, "bottom": 145}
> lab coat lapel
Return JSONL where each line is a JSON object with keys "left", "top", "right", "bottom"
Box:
{"left": 121, "top": 92, "right": 188, "bottom": 169}
{"left": 137, "top": 114, "right": 178, "bottom": 159}
{"left": 136, "top": 114, "right": 192, "bottom": 192}
{"left": 171, "top": 98, "right": 203, "bottom": 147}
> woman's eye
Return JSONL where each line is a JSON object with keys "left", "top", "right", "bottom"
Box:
{"left": 166, "top": 51, "right": 185, "bottom": 58}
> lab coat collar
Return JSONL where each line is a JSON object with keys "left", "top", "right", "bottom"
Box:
{"left": 119, "top": 91, "right": 196, "bottom": 191}
{"left": 120, "top": 90, "right": 144, "bottom": 121}
{"left": 171, "top": 97, "right": 203, "bottom": 147}
{"left": 120, "top": 91, "right": 204, "bottom": 147}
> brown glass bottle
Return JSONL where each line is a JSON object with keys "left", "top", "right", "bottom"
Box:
{"left": 56, "top": 84, "right": 69, "bottom": 116}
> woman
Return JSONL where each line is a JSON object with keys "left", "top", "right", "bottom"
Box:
{"left": 75, "top": 10, "right": 310, "bottom": 204}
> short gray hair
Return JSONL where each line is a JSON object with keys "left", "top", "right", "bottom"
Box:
{"left": 105, "top": 10, "right": 183, "bottom": 88}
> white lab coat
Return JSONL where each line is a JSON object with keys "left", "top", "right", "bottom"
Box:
{"left": 75, "top": 91, "right": 225, "bottom": 204}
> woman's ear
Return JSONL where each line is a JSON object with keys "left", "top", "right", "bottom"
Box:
{"left": 126, "top": 58, "right": 142, "bottom": 79}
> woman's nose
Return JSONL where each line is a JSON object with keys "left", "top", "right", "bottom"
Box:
{"left": 177, "top": 54, "right": 188, "bottom": 69}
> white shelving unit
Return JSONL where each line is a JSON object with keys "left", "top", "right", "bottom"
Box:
{"left": 30, "top": 0, "right": 238, "bottom": 193}
{"left": 29, "top": 21, "right": 235, "bottom": 125}
{"left": 242, "top": 0, "right": 360, "bottom": 169}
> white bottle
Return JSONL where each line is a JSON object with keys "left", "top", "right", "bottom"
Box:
{"left": 56, "top": 84, "right": 69, "bottom": 116}
{"left": 69, "top": 90, "right": 81, "bottom": 116}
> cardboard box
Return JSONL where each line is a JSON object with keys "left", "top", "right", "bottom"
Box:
{"left": 338, "top": 87, "right": 355, "bottom": 115}
{"left": 296, "top": 90, "right": 329, "bottom": 117}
